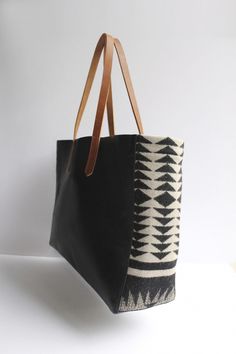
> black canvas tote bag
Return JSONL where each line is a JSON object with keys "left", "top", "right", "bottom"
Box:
{"left": 49, "top": 33, "right": 184, "bottom": 314}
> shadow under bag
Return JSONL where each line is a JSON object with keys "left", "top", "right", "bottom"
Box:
{"left": 49, "top": 33, "right": 184, "bottom": 314}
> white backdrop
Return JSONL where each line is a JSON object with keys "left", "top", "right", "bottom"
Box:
{"left": 1, "top": 0, "right": 236, "bottom": 263}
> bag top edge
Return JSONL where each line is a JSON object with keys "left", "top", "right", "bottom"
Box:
{"left": 56, "top": 134, "right": 184, "bottom": 145}
{"left": 139, "top": 134, "right": 184, "bottom": 146}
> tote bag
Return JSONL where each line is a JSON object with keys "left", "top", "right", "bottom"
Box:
{"left": 49, "top": 33, "right": 184, "bottom": 314}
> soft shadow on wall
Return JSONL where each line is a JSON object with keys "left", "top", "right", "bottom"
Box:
{"left": 0, "top": 256, "right": 136, "bottom": 334}
{"left": 0, "top": 154, "right": 57, "bottom": 256}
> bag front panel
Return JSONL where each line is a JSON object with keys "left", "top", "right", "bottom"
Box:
{"left": 119, "top": 135, "right": 184, "bottom": 312}
{"left": 50, "top": 135, "right": 137, "bottom": 313}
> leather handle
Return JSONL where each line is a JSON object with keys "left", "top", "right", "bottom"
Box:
{"left": 85, "top": 36, "right": 144, "bottom": 176}
{"left": 113, "top": 38, "right": 143, "bottom": 134}
{"left": 105, "top": 49, "right": 115, "bottom": 136}
{"left": 105, "top": 38, "right": 143, "bottom": 137}
{"left": 66, "top": 33, "right": 114, "bottom": 172}
{"left": 73, "top": 33, "right": 114, "bottom": 142}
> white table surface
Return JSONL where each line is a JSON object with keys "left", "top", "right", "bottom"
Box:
{"left": 0, "top": 255, "right": 235, "bottom": 354}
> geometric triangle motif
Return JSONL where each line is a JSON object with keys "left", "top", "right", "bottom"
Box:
{"left": 152, "top": 243, "right": 172, "bottom": 251}
{"left": 153, "top": 234, "right": 174, "bottom": 243}
{"left": 134, "top": 170, "right": 152, "bottom": 180}
{"left": 133, "top": 223, "right": 147, "bottom": 232}
{"left": 155, "top": 173, "right": 176, "bottom": 182}
{"left": 151, "top": 252, "right": 171, "bottom": 260}
{"left": 153, "top": 225, "right": 173, "bottom": 234}
{"left": 157, "top": 146, "right": 178, "bottom": 155}
{"left": 119, "top": 285, "right": 175, "bottom": 312}
{"left": 133, "top": 232, "right": 149, "bottom": 241}
{"left": 155, "top": 192, "right": 176, "bottom": 207}
{"left": 135, "top": 161, "right": 151, "bottom": 171}
{"left": 157, "top": 137, "right": 178, "bottom": 146}
{"left": 136, "top": 152, "right": 152, "bottom": 162}
{"left": 136, "top": 143, "right": 151, "bottom": 153}
{"left": 133, "top": 214, "right": 149, "bottom": 223}
{"left": 138, "top": 136, "right": 153, "bottom": 144}
{"left": 119, "top": 134, "right": 183, "bottom": 312}
{"left": 155, "top": 182, "right": 176, "bottom": 191}
{"left": 154, "top": 217, "right": 173, "bottom": 225}
{"left": 177, "top": 185, "right": 182, "bottom": 191}
{"left": 177, "top": 195, "right": 182, "bottom": 203}
{"left": 134, "top": 179, "right": 150, "bottom": 190}
{"left": 156, "top": 164, "right": 176, "bottom": 173}
{"left": 155, "top": 155, "right": 176, "bottom": 164}
{"left": 132, "top": 240, "right": 148, "bottom": 249}
{"left": 135, "top": 189, "right": 150, "bottom": 205}
{"left": 134, "top": 205, "right": 149, "bottom": 214}
{"left": 154, "top": 208, "right": 175, "bottom": 216}
{"left": 130, "top": 249, "right": 147, "bottom": 257}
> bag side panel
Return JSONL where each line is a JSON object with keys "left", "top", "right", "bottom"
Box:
{"left": 118, "top": 135, "right": 184, "bottom": 312}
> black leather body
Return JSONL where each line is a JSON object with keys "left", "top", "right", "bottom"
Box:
{"left": 50, "top": 134, "right": 137, "bottom": 313}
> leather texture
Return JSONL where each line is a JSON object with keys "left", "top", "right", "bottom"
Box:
{"left": 68, "top": 33, "right": 143, "bottom": 176}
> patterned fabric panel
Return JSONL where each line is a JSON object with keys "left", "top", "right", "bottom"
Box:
{"left": 119, "top": 135, "right": 184, "bottom": 312}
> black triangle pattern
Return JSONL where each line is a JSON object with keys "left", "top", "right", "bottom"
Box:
{"left": 134, "top": 170, "right": 152, "bottom": 180}
{"left": 156, "top": 182, "right": 176, "bottom": 191}
{"left": 153, "top": 217, "right": 173, "bottom": 225}
{"left": 133, "top": 214, "right": 149, "bottom": 223}
{"left": 157, "top": 146, "right": 178, "bottom": 156}
{"left": 152, "top": 225, "right": 173, "bottom": 234}
{"left": 135, "top": 161, "right": 151, "bottom": 171}
{"left": 152, "top": 243, "right": 172, "bottom": 251}
{"left": 153, "top": 234, "right": 174, "bottom": 243}
{"left": 130, "top": 249, "right": 147, "bottom": 257}
{"left": 155, "top": 173, "right": 176, "bottom": 182}
{"left": 156, "top": 155, "right": 176, "bottom": 164}
{"left": 132, "top": 240, "right": 147, "bottom": 249}
{"left": 136, "top": 143, "right": 150, "bottom": 153}
{"left": 154, "top": 207, "right": 175, "bottom": 216}
{"left": 154, "top": 192, "right": 176, "bottom": 207}
{"left": 119, "top": 135, "right": 184, "bottom": 312}
{"left": 133, "top": 223, "right": 147, "bottom": 232}
{"left": 134, "top": 189, "right": 150, "bottom": 205}
{"left": 134, "top": 179, "right": 150, "bottom": 190}
{"left": 138, "top": 135, "right": 153, "bottom": 144}
{"left": 119, "top": 275, "right": 176, "bottom": 312}
{"left": 132, "top": 232, "right": 149, "bottom": 241}
{"left": 156, "top": 164, "right": 176, "bottom": 173}
{"left": 134, "top": 205, "right": 149, "bottom": 214}
{"left": 136, "top": 152, "right": 152, "bottom": 162}
{"left": 158, "top": 137, "right": 178, "bottom": 146}
{"left": 151, "top": 252, "right": 171, "bottom": 260}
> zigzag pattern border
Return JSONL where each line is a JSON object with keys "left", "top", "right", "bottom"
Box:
{"left": 119, "top": 135, "right": 184, "bottom": 312}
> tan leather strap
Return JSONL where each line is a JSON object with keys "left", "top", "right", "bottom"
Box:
{"left": 113, "top": 38, "right": 143, "bottom": 134}
{"left": 67, "top": 33, "right": 114, "bottom": 172}
{"left": 105, "top": 38, "right": 144, "bottom": 136}
{"left": 72, "top": 33, "right": 114, "bottom": 142}
{"left": 105, "top": 45, "right": 115, "bottom": 136}
{"left": 85, "top": 36, "right": 144, "bottom": 176}
{"left": 106, "top": 83, "right": 115, "bottom": 136}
